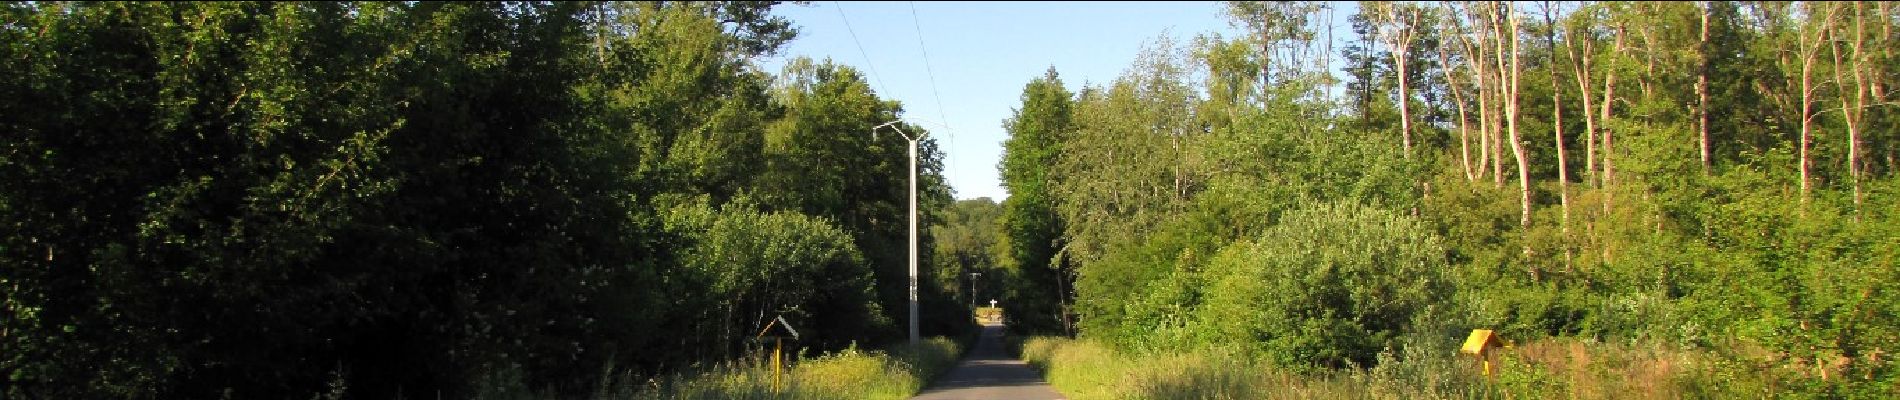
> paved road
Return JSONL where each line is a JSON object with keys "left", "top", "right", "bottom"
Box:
{"left": 912, "top": 323, "right": 1067, "bottom": 400}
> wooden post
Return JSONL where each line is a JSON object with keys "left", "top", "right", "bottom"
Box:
{"left": 756, "top": 314, "right": 799, "bottom": 394}
{"left": 773, "top": 337, "right": 783, "bottom": 393}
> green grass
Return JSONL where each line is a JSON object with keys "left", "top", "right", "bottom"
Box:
{"left": 600, "top": 337, "right": 963, "bottom": 400}
{"left": 1017, "top": 336, "right": 1894, "bottom": 400}
{"left": 1020, "top": 337, "right": 1333, "bottom": 400}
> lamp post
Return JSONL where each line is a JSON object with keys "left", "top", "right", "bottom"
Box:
{"left": 968, "top": 272, "right": 982, "bottom": 311}
{"left": 873, "top": 121, "right": 922, "bottom": 346}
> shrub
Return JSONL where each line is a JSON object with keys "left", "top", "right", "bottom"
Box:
{"left": 1195, "top": 202, "right": 1451, "bottom": 372}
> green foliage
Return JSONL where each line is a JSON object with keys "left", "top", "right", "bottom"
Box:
{"left": 1197, "top": 202, "right": 1450, "bottom": 371}
{"left": 759, "top": 57, "right": 962, "bottom": 339}
{"left": 997, "top": 2, "right": 1899, "bottom": 397}
{"left": 932, "top": 198, "right": 1007, "bottom": 317}
{"left": 662, "top": 197, "right": 888, "bottom": 356}
{"left": 998, "top": 68, "right": 1075, "bottom": 334}
{"left": 1024, "top": 334, "right": 1882, "bottom": 400}
{"left": 0, "top": 1, "right": 964, "bottom": 398}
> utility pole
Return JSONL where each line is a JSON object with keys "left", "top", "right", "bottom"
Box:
{"left": 874, "top": 121, "right": 922, "bottom": 346}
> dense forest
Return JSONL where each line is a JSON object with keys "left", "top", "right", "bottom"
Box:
{"left": 0, "top": 1, "right": 976, "bottom": 398}
{"left": 995, "top": 0, "right": 1897, "bottom": 396}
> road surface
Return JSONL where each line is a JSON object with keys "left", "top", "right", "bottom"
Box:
{"left": 911, "top": 323, "right": 1067, "bottom": 400}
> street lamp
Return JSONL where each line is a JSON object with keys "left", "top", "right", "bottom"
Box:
{"left": 968, "top": 272, "right": 982, "bottom": 311}
{"left": 873, "top": 120, "right": 923, "bottom": 346}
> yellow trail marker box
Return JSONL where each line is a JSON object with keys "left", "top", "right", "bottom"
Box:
{"left": 1461, "top": 329, "right": 1499, "bottom": 356}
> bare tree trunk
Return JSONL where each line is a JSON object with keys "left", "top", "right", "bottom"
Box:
{"left": 1637, "top": 5, "right": 1659, "bottom": 100}
{"left": 1877, "top": 2, "right": 1891, "bottom": 106}
{"left": 1384, "top": 4, "right": 1418, "bottom": 157}
{"left": 1546, "top": 1, "right": 1572, "bottom": 270}
{"left": 1568, "top": 19, "right": 1598, "bottom": 185}
{"left": 1397, "top": 42, "right": 1413, "bottom": 156}
{"left": 1442, "top": 44, "right": 1478, "bottom": 181}
{"left": 1172, "top": 133, "right": 1185, "bottom": 201}
{"left": 1466, "top": 18, "right": 1497, "bottom": 183}
{"left": 1047, "top": 245, "right": 1076, "bottom": 337}
{"left": 1602, "top": 28, "right": 1620, "bottom": 209}
{"left": 1488, "top": 6, "right": 1506, "bottom": 190}
{"left": 1499, "top": 4, "right": 1533, "bottom": 269}
{"left": 1831, "top": 3, "right": 1866, "bottom": 207}
{"left": 1491, "top": 77, "right": 1506, "bottom": 187}
{"left": 1797, "top": 5, "right": 1838, "bottom": 203}
{"left": 1260, "top": 17, "right": 1274, "bottom": 89}
{"left": 1699, "top": 1, "right": 1712, "bottom": 174}
{"left": 1600, "top": 26, "right": 1622, "bottom": 264}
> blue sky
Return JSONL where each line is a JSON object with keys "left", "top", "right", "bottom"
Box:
{"left": 758, "top": 1, "right": 1243, "bottom": 201}
{"left": 759, "top": 2, "right": 1366, "bottom": 201}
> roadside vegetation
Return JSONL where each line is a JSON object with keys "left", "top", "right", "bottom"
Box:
{"left": 614, "top": 337, "right": 964, "bottom": 400}
{"left": 459, "top": 337, "right": 962, "bottom": 400}
{"left": 1, "top": 2, "right": 971, "bottom": 398}
{"left": 1019, "top": 336, "right": 1853, "bottom": 400}
{"left": 994, "top": 1, "right": 1899, "bottom": 398}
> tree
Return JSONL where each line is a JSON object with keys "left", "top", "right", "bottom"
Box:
{"left": 999, "top": 68, "right": 1077, "bottom": 334}
{"left": 1698, "top": 0, "right": 1712, "bottom": 173}
{"left": 1227, "top": 1, "right": 1326, "bottom": 90}
{"left": 1780, "top": 2, "right": 1839, "bottom": 202}
{"left": 759, "top": 56, "right": 959, "bottom": 340}
{"left": 1488, "top": 2, "right": 1534, "bottom": 263}
{"left": 0, "top": 2, "right": 946, "bottom": 397}
{"left": 663, "top": 197, "right": 886, "bottom": 358}
{"left": 1366, "top": 1, "right": 1425, "bottom": 156}
{"left": 1828, "top": 1, "right": 1878, "bottom": 206}
{"left": 1542, "top": 1, "right": 1574, "bottom": 268}
{"left": 932, "top": 198, "right": 1003, "bottom": 310}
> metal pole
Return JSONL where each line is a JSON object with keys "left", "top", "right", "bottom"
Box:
{"left": 874, "top": 121, "right": 922, "bottom": 346}
{"left": 907, "top": 134, "right": 919, "bottom": 346}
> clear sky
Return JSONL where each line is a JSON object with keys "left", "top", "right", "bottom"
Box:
{"left": 758, "top": 1, "right": 1243, "bottom": 201}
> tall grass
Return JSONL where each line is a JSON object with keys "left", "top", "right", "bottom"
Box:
{"left": 1018, "top": 336, "right": 1888, "bottom": 399}
{"left": 594, "top": 337, "right": 962, "bottom": 400}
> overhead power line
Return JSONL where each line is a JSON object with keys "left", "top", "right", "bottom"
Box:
{"left": 834, "top": 1, "right": 889, "bottom": 94}
{"left": 908, "top": 1, "right": 957, "bottom": 172}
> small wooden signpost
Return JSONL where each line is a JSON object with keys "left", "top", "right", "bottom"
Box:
{"left": 1461, "top": 329, "right": 1503, "bottom": 377}
{"left": 756, "top": 315, "right": 800, "bottom": 393}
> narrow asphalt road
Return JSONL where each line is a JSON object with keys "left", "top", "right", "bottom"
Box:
{"left": 912, "top": 323, "right": 1067, "bottom": 400}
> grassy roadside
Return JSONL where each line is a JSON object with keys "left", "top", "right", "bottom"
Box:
{"left": 589, "top": 337, "right": 963, "bottom": 400}
{"left": 1015, "top": 336, "right": 1876, "bottom": 399}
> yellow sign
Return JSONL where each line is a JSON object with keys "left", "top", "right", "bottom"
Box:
{"left": 1461, "top": 329, "right": 1503, "bottom": 377}
{"left": 1461, "top": 329, "right": 1498, "bottom": 356}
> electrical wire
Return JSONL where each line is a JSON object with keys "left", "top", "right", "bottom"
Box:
{"left": 909, "top": 1, "right": 956, "bottom": 172}
{"left": 834, "top": 1, "right": 890, "bottom": 95}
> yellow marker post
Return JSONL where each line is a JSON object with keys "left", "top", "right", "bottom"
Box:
{"left": 773, "top": 337, "right": 783, "bottom": 393}
{"left": 755, "top": 315, "right": 800, "bottom": 394}
{"left": 1460, "top": 329, "right": 1502, "bottom": 377}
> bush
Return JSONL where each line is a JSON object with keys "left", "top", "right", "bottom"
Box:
{"left": 1195, "top": 202, "right": 1451, "bottom": 372}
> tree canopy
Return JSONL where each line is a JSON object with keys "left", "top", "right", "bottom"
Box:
{"left": 0, "top": 2, "right": 960, "bottom": 397}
